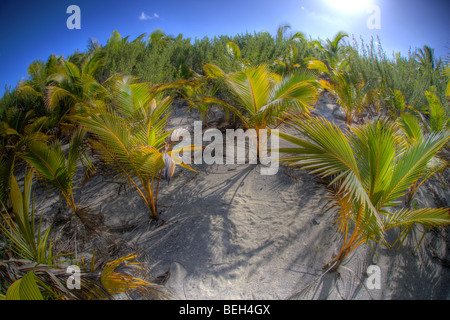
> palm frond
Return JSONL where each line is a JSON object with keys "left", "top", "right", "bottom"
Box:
{"left": 397, "top": 112, "right": 424, "bottom": 144}
{"left": 384, "top": 207, "right": 450, "bottom": 231}
{"left": 5, "top": 271, "right": 44, "bottom": 300}
{"left": 382, "top": 130, "right": 450, "bottom": 206}
{"left": 225, "top": 64, "right": 272, "bottom": 113}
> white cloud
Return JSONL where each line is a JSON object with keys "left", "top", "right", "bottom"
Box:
{"left": 139, "top": 11, "right": 160, "bottom": 20}
{"left": 139, "top": 12, "right": 149, "bottom": 20}
{"left": 301, "top": 6, "right": 305, "bottom": 10}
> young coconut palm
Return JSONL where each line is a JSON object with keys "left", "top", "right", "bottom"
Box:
{"left": 444, "top": 53, "right": 450, "bottom": 99}
{"left": 0, "top": 107, "right": 49, "bottom": 206}
{"left": 275, "top": 114, "right": 450, "bottom": 271}
{"left": 202, "top": 63, "right": 321, "bottom": 160}
{"left": 0, "top": 171, "right": 166, "bottom": 300}
{"left": 18, "top": 54, "right": 60, "bottom": 101}
{"left": 422, "top": 89, "right": 450, "bottom": 133}
{"left": 0, "top": 170, "right": 68, "bottom": 265}
{"left": 44, "top": 50, "right": 119, "bottom": 133}
{"left": 397, "top": 111, "right": 448, "bottom": 206}
{"left": 78, "top": 80, "right": 196, "bottom": 220}
{"left": 324, "top": 32, "right": 348, "bottom": 66}
{"left": 180, "top": 78, "right": 219, "bottom": 126}
{"left": 0, "top": 254, "right": 168, "bottom": 300}
{"left": 320, "top": 70, "right": 370, "bottom": 125}
{"left": 19, "top": 127, "right": 94, "bottom": 221}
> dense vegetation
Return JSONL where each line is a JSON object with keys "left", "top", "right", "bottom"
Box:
{"left": 0, "top": 26, "right": 449, "bottom": 299}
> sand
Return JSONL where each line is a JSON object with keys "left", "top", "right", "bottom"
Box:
{"left": 32, "top": 93, "right": 450, "bottom": 300}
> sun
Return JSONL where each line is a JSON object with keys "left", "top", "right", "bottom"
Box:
{"left": 327, "top": 0, "right": 372, "bottom": 12}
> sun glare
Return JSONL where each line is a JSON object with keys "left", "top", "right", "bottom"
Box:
{"left": 327, "top": 0, "right": 372, "bottom": 12}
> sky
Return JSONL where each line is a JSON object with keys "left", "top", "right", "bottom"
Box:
{"left": 0, "top": 0, "right": 449, "bottom": 96}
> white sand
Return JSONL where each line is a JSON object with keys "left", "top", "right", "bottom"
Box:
{"left": 33, "top": 93, "right": 450, "bottom": 300}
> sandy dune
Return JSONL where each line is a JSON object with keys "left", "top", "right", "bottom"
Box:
{"left": 32, "top": 93, "right": 450, "bottom": 300}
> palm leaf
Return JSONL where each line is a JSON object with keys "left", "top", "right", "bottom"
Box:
{"left": 307, "top": 59, "right": 329, "bottom": 74}
{"left": 21, "top": 141, "right": 72, "bottom": 202}
{"left": 203, "top": 63, "right": 225, "bottom": 79}
{"left": 348, "top": 119, "right": 397, "bottom": 208}
{"left": 265, "top": 71, "right": 319, "bottom": 114}
{"left": 225, "top": 64, "right": 272, "bottom": 113}
{"left": 81, "top": 50, "right": 106, "bottom": 76}
{"left": 382, "top": 130, "right": 450, "bottom": 206}
{"left": 45, "top": 86, "right": 76, "bottom": 111}
{"left": 6, "top": 271, "right": 44, "bottom": 300}
{"left": 397, "top": 112, "right": 424, "bottom": 144}
{"left": 425, "top": 90, "right": 448, "bottom": 132}
{"left": 226, "top": 42, "right": 242, "bottom": 60}
{"left": 384, "top": 207, "right": 450, "bottom": 231}
{"left": 276, "top": 114, "right": 384, "bottom": 236}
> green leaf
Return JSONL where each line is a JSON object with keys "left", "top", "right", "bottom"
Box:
{"left": 384, "top": 207, "right": 450, "bottom": 231}
{"left": 6, "top": 271, "right": 44, "bottom": 300}
{"left": 226, "top": 42, "right": 242, "bottom": 60}
{"left": 203, "top": 63, "right": 225, "bottom": 79}
{"left": 307, "top": 59, "right": 329, "bottom": 74}
{"left": 425, "top": 90, "right": 447, "bottom": 132}
{"left": 397, "top": 112, "right": 424, "bottom": 144}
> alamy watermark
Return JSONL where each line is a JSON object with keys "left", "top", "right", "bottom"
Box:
{"left": 366, "top": 5, "right": 381, "bottom": 30}
{"left": 64, "top": 263, "right": 382, "bottom": 291}
{"left": 66, "top": 265, "right": 81, "bottom": 289}
{"left": 67, "top": 5, "right": 81, "bottom": 30}
{"left": 366, "top": 265, "right": 381, "bottom": 289}
{"left": 67, "top": 4, "right": 381, "bottom": 31}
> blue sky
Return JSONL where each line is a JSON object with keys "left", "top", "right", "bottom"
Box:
{"left": 1, "top": 0, "right": 449, "bottom": 96}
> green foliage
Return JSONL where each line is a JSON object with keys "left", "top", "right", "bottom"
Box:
{"left": 0, "top": 170, "right": 65, "bottom": 264}
{"left": 78, "top": 80, "right": 195, "bottom": 220}
{"left": 20, "top": 127, "right": 93, "bottom": 215}
{"left": 6, "top": 271, "right": 44, "bottom": 300}
{"left": 0, "top": 106, "right": 49, "bottom": 205}
{"left": 45, "top": 50, "right": 110, "bottom": 124}
{"left": 424, "top": 89, "right": 450, "bottom": 132}
{"left": 345, "top": 37, "right": 449, "bottom": 116}
{"left": 320, "top": 70, "right": 371, "bottom": 125}
{"left": 180, "top": 78, "right": 219, "bottom": 126}
{"left": 0, "top": 26, "right": 449, "bottom": 289}
{"left": 276, "top": 114, "right": 450, "bottom": 269}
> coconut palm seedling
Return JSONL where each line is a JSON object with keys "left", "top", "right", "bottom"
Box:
{"left": 43, "top": 49, "right": 124, "bottom": 134}
{"left": 444, "top": 53, "right": 450, "bottom": 100}
{"left": 324, "top": 31, "right": 349, "bottom": 69}
{"left": 396, "top": 112, "right": 448, "bottom": 207}
{"left": 310, "top": 31, "right": 349, "bottom": 73}
{"left": 225, "top": 41, "right": 249, "bottom": 71}
{"left": 383, "top": 89, "right": 416, "bottom": 120}
{"left": 180, "top": 78, "right": 219, "bottom": 126}
{"left": 45, "top": 50, "right": 108, "bottom": 111}
{"left": 415, "top": 45, "right": 440, "bottom": 74}
{"left": 320, "top": 70, "right": 371, "bottom": 126}
{"left": 395, "top": 89, "right": 450, "bottom": 205}
{"left": 0, "top": 107, "right": 49, "bottom": 206}
{"left": 273, "top": 45, "right": 322, "bottom": 77}
{"left": 275, "top": 113, "right": 450, "bottom": 271}
{"left": 78, "top": 79, "right": 197, "bottom": 220}
{"left": 0, "top": 253, "right": 168, "bottom": 300}
{"left": 422, "top": 89, "right": 450, "bottom": 133}
{"left": 19, "top": 127, "right": 95, "bottom": 228}
{"left": 0, "top": 171, "right": 167, "bottom": 300}
{"left": 202, "top": 63, "right": 321, "bottom": 160}
{"left": 0, "top": 170, "right": 67, "bottom": 265}
{"left": 271, "top": 26, "right": 308, "bottom": 76}
{"left": 18, "top": 55, "right": 60, "bottom": 101}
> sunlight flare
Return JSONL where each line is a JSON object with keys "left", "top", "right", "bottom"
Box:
{"left": 327, "top": 0, "right": 372, "bottom": 12}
